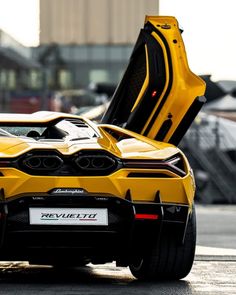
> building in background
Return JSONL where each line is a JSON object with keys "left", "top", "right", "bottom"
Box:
{"left": 0, "top": 0, "right": 159, "bottom": 113}
{"left": 40, "top": 0, "right": 159, "bottom": 45}
{"left": 0, "top": 30, "right": 42, "bottom": 113}
{"left": 32, "top": 0, "right": 159, "bottom": 89}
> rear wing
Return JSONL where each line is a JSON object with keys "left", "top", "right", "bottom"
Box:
{"left": 102, "top": 16, "right": 206, "bottom": 145}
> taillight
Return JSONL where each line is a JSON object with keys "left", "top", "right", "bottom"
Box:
{"left": 0, "top": 160, "right": 11, "bottom": 167}
{"left": 123, "top": 154, "right": 186, "bottom": 177}
{"left": 166, "top": 155, "right": 186, "bottom": 176}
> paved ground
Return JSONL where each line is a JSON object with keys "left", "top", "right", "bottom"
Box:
{"left": 0, "top": 260, "right": 236, "bottom": 295}
{"left": 196, "top": 205, "right": 236, "bottom": 249}
{"left": 0, "top": 205, "right": 235, "bottom": 295}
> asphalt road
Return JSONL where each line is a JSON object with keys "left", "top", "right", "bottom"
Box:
{"left": 0, "top": 205, "right": 236, "bottom": 295}
{"left": 196, "top": 205, "right": 236, "bottom": 249}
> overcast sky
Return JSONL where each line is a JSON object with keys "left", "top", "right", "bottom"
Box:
{"left": 160, "top": 0, "right": 236, "bottom": 81}
{"left": 0, "top": 0, "right": 236, "bottom": 81}
{"left": 0, "top": 0, "right": 39, "bottom": 46}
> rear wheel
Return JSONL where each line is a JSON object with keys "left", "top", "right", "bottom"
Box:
{"left": 129, "top": 205, "right": 196, "bottom": 280}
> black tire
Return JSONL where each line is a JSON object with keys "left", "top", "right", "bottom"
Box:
{"left": 129, "top": 205, "right": 196, "bottom": 280}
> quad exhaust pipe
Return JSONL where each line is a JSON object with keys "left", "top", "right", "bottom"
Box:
{"left": 75, "top": 155, "right": 115, "bottom": 170}
{"left": 21, "top": 152, "right": 117, "bottom": 174}
{"left": 23, "top": 155, "right": 63, "bottom": 170}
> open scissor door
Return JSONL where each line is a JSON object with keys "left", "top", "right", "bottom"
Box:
{"left": 102, "top": 16, "right": 206, "bottom": 145}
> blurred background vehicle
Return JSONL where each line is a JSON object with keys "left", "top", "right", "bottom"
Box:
{"left": 52, "top": 89, "right": 107, "bottom": 113}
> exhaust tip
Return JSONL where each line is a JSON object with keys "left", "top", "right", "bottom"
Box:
{"left": 75, "top": 155, "right": 116, "bottom": 171}
{"left": 23, "top": 155, "right": 63, "bottom": 171}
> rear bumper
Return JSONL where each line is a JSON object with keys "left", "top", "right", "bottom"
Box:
{"left": 0, "top": 167, "right": 194, "bottom": 204}
{"left": 0, "top": 192, "right": 190, "bottom": 264}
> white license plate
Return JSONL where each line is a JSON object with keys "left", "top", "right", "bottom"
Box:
{"left": 29, "top": 208, "right": 108, "bottom": 226}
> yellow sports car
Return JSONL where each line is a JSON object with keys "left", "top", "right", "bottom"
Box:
{"left": 0, "top": 16, "right": 205, "bottom": 280}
